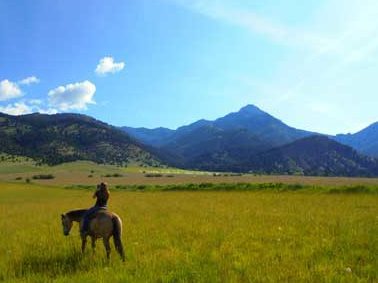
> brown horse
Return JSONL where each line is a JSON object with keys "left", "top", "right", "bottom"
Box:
{"left": 61, "top": 209, "right": 125, "bottom": 261}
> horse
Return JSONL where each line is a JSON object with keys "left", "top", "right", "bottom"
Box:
{"left": 61, "top": 208, "right": 125, "bottom": 261}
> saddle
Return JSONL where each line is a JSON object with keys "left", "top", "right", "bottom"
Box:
{"left": 87, "top": 207, "right": 108, "bottom": 220}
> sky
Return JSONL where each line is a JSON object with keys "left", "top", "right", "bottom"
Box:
{"left": 1, "top": 0, "right": 378, "bottom": 135}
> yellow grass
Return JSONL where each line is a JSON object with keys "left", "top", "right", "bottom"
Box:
{"left": 0, "top": 181, "right": 377, "bottom": 282}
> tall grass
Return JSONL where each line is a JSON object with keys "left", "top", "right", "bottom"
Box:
{"left": 0, "top": 182, "right": 377, "bottom": 282}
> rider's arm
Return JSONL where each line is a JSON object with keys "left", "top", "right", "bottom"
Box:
{"left": 93, "top": 189, "right": 99, "bottom": 199}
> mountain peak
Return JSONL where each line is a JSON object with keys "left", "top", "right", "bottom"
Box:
{"left": 238, "top": 104, "right": 265, "bottom": 114}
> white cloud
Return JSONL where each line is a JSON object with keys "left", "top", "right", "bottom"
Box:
{"left": 0, "top": 102, "right": 32, "bottom": 115}
{"left": 174, "top": 0, "right": 378, "bottom": 58}
{"left": 95, "top": 56, "right": 125, "bottom": 75}
{"left": 19, "top": 76, "right": 40, "bottom": 85}
{"left": 0, "top": 76, "right": 40, "bottom": 102}
{"left": 0, "top": 100, "right": 57, "bottom": 116}
{"left": 173, "top": 0, "right": 334, "bottom": 53}
{"left": 48, "top": 80, "right": 96, "bottom": 111}
{"left": 0, "top": 80, "right": 23, "bottom": 101}
{"left": 38, "top": 107, "right": 58, "bottom": 115}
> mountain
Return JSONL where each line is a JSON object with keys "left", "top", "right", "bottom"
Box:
{"left": 121, "top": 126, "right": 175, "bottom": 147}
{"left": 123, "top": 105, "right": 315, "bottom": 170}
{"left": 211, "top": 105, "right": 312, "bottom": 146}
{"left": 123, "top": 105, "right": 313, "bottom": 147}
{"left": 0, "top": 112, "right": 159, "bottom": 166}
{"left": 160, "top": 126, "right": 272, "bottom": 170}
{"left": 334, "top": 122, "right": 378, "bottom": 157}
{"left": 247, "top": 135, "right": 378, "bottom": 176}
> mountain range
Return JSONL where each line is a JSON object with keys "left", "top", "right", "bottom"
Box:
{"left": 122, "top": 105, "right": 378, "bottom": 176}
{"left": 123, "top": 105, "right": 313, "bottom": 148}
{"left": 0, "top": 104, "right": 377, "bottom": 176}
{"left": 122, "top": 105, "right": 313, "bottom": 169}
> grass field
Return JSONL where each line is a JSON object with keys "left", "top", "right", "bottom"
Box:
{"left": 0, "top": 181, "right": 377, "bottom": 282}
{"left": 2, "top": 160, "right": 378, "bottom": 187}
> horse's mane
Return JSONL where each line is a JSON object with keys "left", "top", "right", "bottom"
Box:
{"left": 66, "top": 209, "right": 87, "bottom": 219}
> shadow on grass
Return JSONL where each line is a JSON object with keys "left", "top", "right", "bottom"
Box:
{"left": 65, "top": 182, "right": 378, "bottom": 194}
{"left": 14, "top": 250, "right": 94, "bottom": 278}
{"left": 328, "top": 185, "right": 377, "bottom": 194}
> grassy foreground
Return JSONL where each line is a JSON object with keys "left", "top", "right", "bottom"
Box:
{"left": 0, "top": 182, "right": 377, "bottom": 282}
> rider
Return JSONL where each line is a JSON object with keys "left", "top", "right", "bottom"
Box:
{"left": 81, "top": 182, "right": 110, "bottom": 236}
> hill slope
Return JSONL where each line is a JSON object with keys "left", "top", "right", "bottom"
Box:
{"left": 248, "top": 136, "right": 378, "bottom": 176}
{"left": 160, "top": 126, "right": 272, "bottom": 170}
{"left": 0, "top": 112, "right": 159, "bottom": 166}
{"left": 335, "top": 122, "right": 378, "bottom": 157}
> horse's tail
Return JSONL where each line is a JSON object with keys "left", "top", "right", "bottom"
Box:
{"left": 112, "top": 215, "right": 125, "bottom": 261}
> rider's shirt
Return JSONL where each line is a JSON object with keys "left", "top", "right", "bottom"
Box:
{"left": 94, "top": 188, "right": 109, "bottom": 207}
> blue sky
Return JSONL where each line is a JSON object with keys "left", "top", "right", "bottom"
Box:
{"left": 1, "top": 0, "right": 378, "bottom": 135}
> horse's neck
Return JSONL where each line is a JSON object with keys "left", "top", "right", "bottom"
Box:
{"left": 67, "top": 209, "right": 87, "bottom": 222}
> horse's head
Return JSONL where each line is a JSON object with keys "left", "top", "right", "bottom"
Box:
{"left": 61, "top": 214, "right": 73, "bottom": 236}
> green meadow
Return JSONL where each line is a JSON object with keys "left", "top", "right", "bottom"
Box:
{"left": 0, "top": 181, "right": 377, "bottom": 282}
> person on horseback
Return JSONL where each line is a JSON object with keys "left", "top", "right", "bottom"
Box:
{"left": 81, "top": 182, "right": 110, "bottom": 236}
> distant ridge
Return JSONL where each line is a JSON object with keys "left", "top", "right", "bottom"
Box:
{"left": 334, "top": 122, "right": 378, "bottom": 157}
{"left": 122, "top": 126, "right": 174, "bottom": 147}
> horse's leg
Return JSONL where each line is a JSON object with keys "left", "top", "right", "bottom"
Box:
{"left": 91, "top": 236, "right": 96, "bottom": 252}
{"left": 103, "top": 237, "right": 111, "bottom": 260}
{"left": 81, "top": 235, "right": 87, "bottom": 254}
